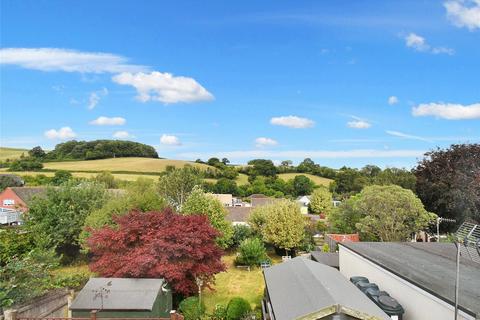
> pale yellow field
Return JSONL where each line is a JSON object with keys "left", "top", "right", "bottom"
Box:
{"left": 0, "top": 147, "right": 28, "bottom": 161}
{"left": 43, "top": 157, "right": 212, "bottom": 173}
{"left": 2, "top": 170, "right": 160, "bottom": 181}
{"left": 278, "top": 173, "right": 333, "bottom": 187}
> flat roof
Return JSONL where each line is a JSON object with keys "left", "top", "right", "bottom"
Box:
{"left": 70, "top": 278, "right": 165, "bottom": 311}
{"left": 263, "top": 257, "right": 389, "bottom": 320}
{"left": 340, "top": 242, "right": 480, "bottom": 318}
{"left": 311, "top": 251, "right": 339, "bottom": 268}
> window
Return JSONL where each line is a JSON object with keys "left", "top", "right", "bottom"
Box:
{"left": 3, "top": 199, "right": 15, "bottom": 206}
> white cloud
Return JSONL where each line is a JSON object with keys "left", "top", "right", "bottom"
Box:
{"left": 255, "top": 137, "right": 278, "bottom": 148}
{"left": 89, "top": 116, "right": 126, "bottom": 126}
{"left": 404, "top": 33, "right": 454, "bottom": 55}
{"left": 270, "top": 115, "right": 315, "bottom": 128}
{"left": 87, "top": 88, "right": 108, "bottom": 110}
{"left": 112, "top": 71, "right": 214, "bottom": 104}
{"left": 44, "top": 127, "right": 77, "bottom": 140}
{"left": 444, "top": 0, "right": 480, "bottom": 30}
{"left": 0, "top": 48, "right": 147, "bottom": 73}
{"left": 412, "top": 102, "right": 480, "bottom": 119}
{"left": 388, "top": 96, "right": 399, "bottom": 105}
{"left": 386, "top": 130, "right": 432, "bottom": 142}
{"left": 160, "top": 134, "right": 182, "bottom": 146}
{"left": 179, "top": 149, "right": 425, "bottom": 160}
{"left": 113, "top": 131, "right": 133, "bottom": 139}
{"left": 347, "top": 120, "right": 371, "bottom": 129}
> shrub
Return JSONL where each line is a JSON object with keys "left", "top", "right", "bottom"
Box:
{"left": 235, "top": 238, "right": 267, "bottom": 267}
{"left": 226, "top": 297, "right": 251, "bottom": 320}
{"left": 232, "top": 225, "right": 253, "bottom": 247}
{"left": 210, "top": 304, "right": 228, "bottom": 320}
{"left": 8, "top": 158, "right": 43, "bottom": 171}
{"left": 322, "top": 243, "right": 330, "bottom": 253}
{"left": 179, "top": 296, "right": 206, "bottom": 320}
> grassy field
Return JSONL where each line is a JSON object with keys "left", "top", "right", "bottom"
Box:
{"left": 202, "top": 251, "right": 281, "bottom": 312}
{"left": 43, "top": 157, "right": 212, "bottom": 173}
{"left": 278, "top": 173, "right": 333, "bottom": 187}
{"left": 0, "top": 147, "right": 28, "bottom": 160}
{"left": 0, "top": 170, "right": 161, "bottom": 181}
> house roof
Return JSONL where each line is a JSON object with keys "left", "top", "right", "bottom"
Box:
{"left": 263, "top": 257, "right": 390, "bottom": 320}
{"left": 226, "top": 207, "right": 252, "bottom": 222}
{"left": 70, "top": 278, "right": 166, "bottom": 311}
{"left": 251, "top": 197, "right": 276, "bottom": 207}
{"left": 310, "top": 251, "right": 339, "bottom": 268}
{"left": 9, "top": 187, "right": 47, "bottom": 204}
{"left": 340, "top": 242, "right": 480, "bottom": 318}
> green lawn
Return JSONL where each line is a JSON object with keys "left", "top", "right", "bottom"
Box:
{"left": 202, "top": 251, "right": 281, "bottom": 312}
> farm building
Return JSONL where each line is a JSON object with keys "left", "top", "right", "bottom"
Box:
{"left": 262, "top": 257, "right": 390, "bottom": 320}
{"left": 339, "top": 242, "right": 480, "bottom": 320}
{"left": 70, "top": 278, "right": 172, "bottom": 318}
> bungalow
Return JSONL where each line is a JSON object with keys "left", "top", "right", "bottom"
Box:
{"left": 226, "top": 207, "right": 252, "bottom": 226}
{"left": 70, "top": 278, "right": 172, "bottom": 318}
{"left": 262, "top": 257, "right": 390, "bottom": 320}
{"left": 0, "top": 187, "right": 47, "bottom": 211}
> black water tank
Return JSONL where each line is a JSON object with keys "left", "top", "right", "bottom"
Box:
{"left": 356, "top": 281, "right": 379, "bottom": 293}
{"left": 365, "top": 288, "right": 404, "bottom": 319}
{"left": 350, "top": 276, "right": 369, "bottom": 285}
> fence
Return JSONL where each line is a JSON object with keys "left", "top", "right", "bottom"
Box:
{"left": 5, "top": 310, "right": 183, "bottom": 320}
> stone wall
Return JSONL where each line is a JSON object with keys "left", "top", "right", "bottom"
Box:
{"left": 4, "top": 289, "right": 73, "bottom": 319}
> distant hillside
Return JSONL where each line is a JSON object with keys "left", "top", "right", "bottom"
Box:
{"left": 43, "top": 157, "right": 212, "bottom": 173}
{"left": 278, "top": 173, "right": 333, "bottom": 187}
{"left": 0, "top": 147, "right": 28, "bottom": 160}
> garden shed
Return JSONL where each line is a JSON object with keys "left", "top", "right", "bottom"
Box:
{"left": 70, "top": 278, "right": 172, "bottom": 318}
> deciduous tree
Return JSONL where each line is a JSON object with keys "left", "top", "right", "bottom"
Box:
{"left": 158, "top": 166, "right": 202, "bottom": 209}
{"left": 87, "top": 209, "right": 225, "bottom": 295}
{"left": 414, "top": 144, "right": 480, "bottom": 229}
{"left": 181, "top": 186, "right": 234, "bottom": 248}
{"left": 309, "top": 186, "right": 333, "bottom": 215}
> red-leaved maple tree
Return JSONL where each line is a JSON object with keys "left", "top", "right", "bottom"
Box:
{"left": 86, "top": 208, "right": 225, "bottom": 295}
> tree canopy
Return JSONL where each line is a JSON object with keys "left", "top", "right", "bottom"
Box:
{"left": 158, "top": 166, "right": 202, "bottom": 209}
{"left": 331, "top": 185, "right": 436, "bottom": 241}
{"left": 414, "top": 144, "right": 480, "bottom": 229}
{"left": 309, "top": 186, "right": 333, "bottom": 215}
{"left": 87, "top": 208, "right": 225, "bottom": 295}
{"left": 45, "top": 140, "right": 158, "bottom": 160}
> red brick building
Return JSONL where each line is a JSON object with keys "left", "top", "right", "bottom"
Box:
{"left": 0, "top": 187, "right": 47, "bottom": 211}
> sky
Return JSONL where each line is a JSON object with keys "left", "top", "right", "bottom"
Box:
{"left": 1, "top": 0, "right": 479, "bottom": 168}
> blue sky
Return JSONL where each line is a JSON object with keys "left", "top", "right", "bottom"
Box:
{"left": 1, "top": 0, "right": 479, "bottom": 168}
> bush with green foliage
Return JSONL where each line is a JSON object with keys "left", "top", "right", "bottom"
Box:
{"left": 209, "top": 304, "right": 228, "bottom": 320}
{"left": 21, "top": 174, "right": 52, "bottom": 186}
{"left": 226, "top": 297, "right": 251, "bottom": 320}
{"left": 94, "top": 171, "right": 118, "bottom": 188}
{"left": 0, "top": 229, "right": 35, "bottom": 266}
{"left": 331, "top": 185, "right": 436, "bottom": 241}
{"left": 309, "top": 186, "right": 333, "bottom": 215}
{"left": 81, "top": 178, "right": 166, "bottom": 248}
{"left": 235, "top": 238, "right": 267, "bottom": 267}
{"left": 232, "top": 225, "right": 253, "bottom": 247}
{"left": 27, "top": 181, "right": 107, "bottom": 260}
{"left": 0, "top": 249, "right": 57, "bottom": 308}
{"left": 0, "top": 174, "right": 24, "bottom": 191}
{"left": 179, "top": 296, "right": 205, "bottom": 320}
{"left": 181, "top": 186, "right": 234, "bottom": 248}
{"left": 250, "top": 200, "right": 306, "bottom": 253}
{"left": 28, "top": 146, "right": 46, "bottom": 159}
{"left": 51, "top": 170, "right": 73, "bottom": 185}
{"left": 8, "top": 157, "right": 43, "bottom": 171}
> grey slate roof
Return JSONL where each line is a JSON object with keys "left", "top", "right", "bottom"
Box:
{"left": 310, "top": 251, "right": 339, "bottom": 268}
{"left": 70, "top": 278, "right": 165, "bottom": 311}
{"left": 340, "top": 242, "right": 480, "bottom": 318}
{"left": 10, "top": 187, "right": 47, "bottom": 204}
{"left": 226, "top": 207, "right": 252, "bottom": 222}
{"left": 263, "top": 257, "right": 390, "bottom": 320}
